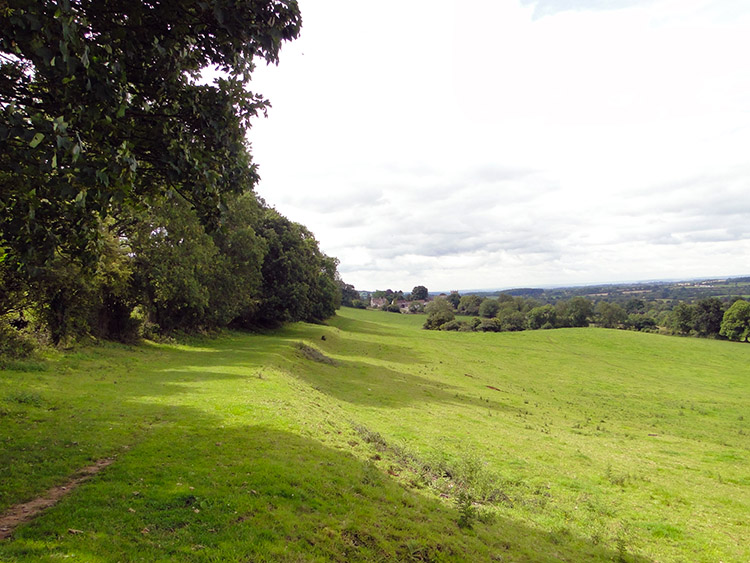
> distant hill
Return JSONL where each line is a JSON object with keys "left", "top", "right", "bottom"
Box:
{"left": 447, "top": 276, "right": 750, "bottom": 304}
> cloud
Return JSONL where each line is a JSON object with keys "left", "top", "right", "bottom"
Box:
{"left": 520, "top": 0, "right": 653, "bottom": 19}
{"left": 247, "top": 0, "right": 750, "bottom": 291}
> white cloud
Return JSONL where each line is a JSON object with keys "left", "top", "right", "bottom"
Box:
{"left": 248, "top": 0, "right": 750, "bottom": 291}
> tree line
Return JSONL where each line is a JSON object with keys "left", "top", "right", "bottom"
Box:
{"left": 411, "top": 292, "right": 750, "bottom": 342}
{"left": 0, "top": 189, "right": 342, "bottom": 355}
{"left": 1, "top": 1, "right": 344, "bottom": 357}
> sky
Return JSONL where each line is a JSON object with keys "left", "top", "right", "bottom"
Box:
{"left": 245, "top": 0, "right": 750, "bottom": 292}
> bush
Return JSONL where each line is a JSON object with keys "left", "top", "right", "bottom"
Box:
{"left": 423, "top": 310, "right": 454, "bottom": 330}
{"left": 423, "top": 299, "right": 455, "bottom": 329}
{"left": 476, "top": 318, "right": 501, "bottom": 332}
{"left": 625, "top": 314, "right": 656, "bottom": 331}
{"left": 408, "top": 302, "right": 424, "bottom": 313}
{"left": 441, "top": 320, "right": 465, "bottom": 331}
{"left": 0, "top": 320, "right": 35, "bottom": 359}
{"left": 456, "top": 490, "right": 478, "bottom": 528}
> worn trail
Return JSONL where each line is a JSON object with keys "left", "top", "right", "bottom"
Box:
{"left": 0, "top": 458, "right": 114, "bottom": 540}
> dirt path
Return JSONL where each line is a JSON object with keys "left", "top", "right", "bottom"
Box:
{"left": 0, "top": 458, "right": 115, "bottom": 540}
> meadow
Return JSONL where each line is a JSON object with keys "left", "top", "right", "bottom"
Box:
{"left": 1, "top": 308, "right": 748, "bottom": 562}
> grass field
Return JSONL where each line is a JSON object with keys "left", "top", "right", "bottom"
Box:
{"left": 1, "top": 308, "right": 748, "bottom": 561}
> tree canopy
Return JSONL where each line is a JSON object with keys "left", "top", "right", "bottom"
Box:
{"left": 410, "top": 285, "right": 428, "bottom": 301}
{"left": 1, "top": 0, "right": 301, "bottom": 271}
{"left": 1, "top": 1, "right": 347, "bottom": 350}
{"left": 719, "top": 300, "right": 750, "bottom": 342}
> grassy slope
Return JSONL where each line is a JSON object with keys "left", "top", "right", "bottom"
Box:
{"left": 0, "top": 308, "right": 747, "bottom": 561}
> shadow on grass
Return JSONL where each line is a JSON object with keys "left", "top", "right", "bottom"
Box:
{"left": 274, "top": 322, "right": 428, "bottom": 367}
{"left": 289, "top": 354, "right": 516, "bottom": 413}
{"left": 328, "top": 312, "right": 406, "bottom": 337}
{"left": 0, "top": 422, "right": 652, "bottom": 562}
{"left": 0, "top": 326, "right": 502, "bottom": 517}
{"left": 140, "top": 326, "right": 505, "bottom": 413}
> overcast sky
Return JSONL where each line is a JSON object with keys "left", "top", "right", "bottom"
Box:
{"left": 246, "top": 0, "right": 750, "bottom": 292}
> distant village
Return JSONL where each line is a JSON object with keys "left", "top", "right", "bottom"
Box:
{"left": 354, "top": 285, "right": 450, "bottom": 314}
{"left": 368, "top": 295, "right": 436, "bottom": 313}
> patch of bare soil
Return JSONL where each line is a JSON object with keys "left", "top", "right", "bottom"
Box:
{"left": 0, "top": 458, "right": 114, "bottom": 540}
{"left": 295, "top": 342, "right": 337, "bottom": 365}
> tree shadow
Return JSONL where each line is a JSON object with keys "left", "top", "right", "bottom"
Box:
{"left": 289, "top": 353, "right": 515, "bottom": 413}
{"left": 1, "top": 422, "right": 652, "bottom": 562}
{"left": 261, "top": 324, "right": 427, "bottom": 367}
{"left": 328, "top": 312, "right": 409, "bottom": 338}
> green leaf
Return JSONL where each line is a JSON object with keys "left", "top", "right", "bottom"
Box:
{"left": 29, "top": 132, "right": 45, "bottom": 148}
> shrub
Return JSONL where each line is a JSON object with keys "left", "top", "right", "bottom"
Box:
{"left": 408, "top": 302, "right": 424, "bottom": 313}
{"left": 477, "top": 318, "right": 501, "bottom": 332}
{"left": 456, "top": 490, "right": 478, "bottom": 528}
{"left": 0, "top": 320, "right": 35, "bottom": 359}
{"left": 441, "top": 320, "right": 465, "bottom": 331}
{"left": 423, "top": 299, "right": 455, "bottom": 329}
{"left": 625, "top": 314, "right": 656, "bottom": 331}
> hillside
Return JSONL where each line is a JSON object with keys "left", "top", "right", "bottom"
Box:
{"left": 1, "top": 308, "right": 748, "bottom": 561}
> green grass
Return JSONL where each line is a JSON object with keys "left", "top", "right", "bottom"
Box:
{"left": 1, "top": 308, "right": 748, "bottom": 561}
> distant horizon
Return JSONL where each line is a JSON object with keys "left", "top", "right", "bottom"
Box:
{"left": 359, "top": 273, "right": 750, "bottom": 295}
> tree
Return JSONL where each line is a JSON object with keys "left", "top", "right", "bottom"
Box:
{"left": 497, "top": 310, "right": 526, "bottom": 332}
{"left": 625, "top": 314, "right": 656, "bottom": 331}
{"left": 719, "top": 300, "right": 750, "bottom": 342}
{"left": 423, "top": 298, "right": 454, "bottom": 330}
{"left": 253, "top": 209, "right": 339, "bottom": 326}
{"left": 129, "top": 195, "right": 224, "bottom": 332}
{"left": 693, "top": 297, "right": 725, "bottom": 337}
{"left": 566, "top": 297, "right": 593, "bottom": 327}
{"left": 410, "top": 285, "right": 428, "bottom": 301}
{"left": 457, "top": 295, "right": 483, "bottom": 316}
{"left": 553, "top": 300, "right": 572, "bottom": 328}
{"left": 1, "top": 0, "right": 301, "bottom": 273}
{"left": 527, "top": 305, "right": 557, "bottom": 330}
{"left": 625, "top": 298, "right": 646, "bottom": 314}
{"left": 595, "top": 301, "right": 626, "bottom": 328}
{"left": 478, "top": 299, "right": 500, "bottom": 318}
{"left": 446, "top": 291, "right": 461, "bottom": 309}
{"left": 669, "top": 302, "right": 696, "bottom": 335}
{"left": 338, "top": 280, "right": 361, "bottom": 307}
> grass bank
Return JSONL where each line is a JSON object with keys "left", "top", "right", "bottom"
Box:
{"left": 1, "top": 308, "right": 748, "bottom": 561}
